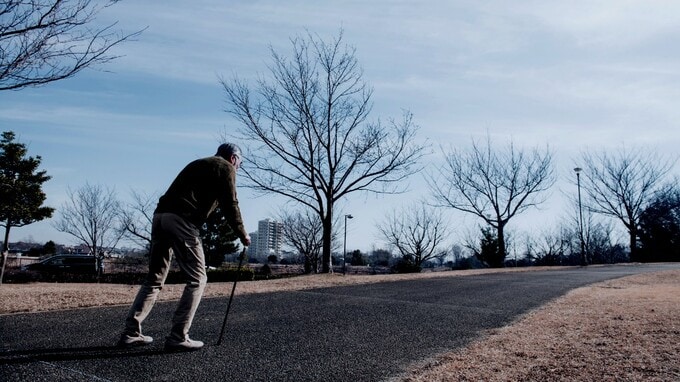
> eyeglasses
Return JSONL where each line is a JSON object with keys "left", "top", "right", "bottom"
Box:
{"left": 232, "top": 153, "right": 242, "bottom": 167}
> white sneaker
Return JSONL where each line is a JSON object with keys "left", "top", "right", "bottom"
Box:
{"left": 118, "top": 333, "right": 153, "bottom": 348}
{"left": 164, "top": 337, "right": 204, "bottom": 352}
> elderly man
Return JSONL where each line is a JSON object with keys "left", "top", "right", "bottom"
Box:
{"left": 118, "top": 143, "right": 251, "bottom": 351}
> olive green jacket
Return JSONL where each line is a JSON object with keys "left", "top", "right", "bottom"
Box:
{"left": 155, "top": 155, "right": 247, "bottom": 241}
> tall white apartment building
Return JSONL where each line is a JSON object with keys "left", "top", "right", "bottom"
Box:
{"left": 256, "top": 218, "right": 284, "bottom": 258}
{"left": 247, "top": 231, "right": 258, "bottom": 258}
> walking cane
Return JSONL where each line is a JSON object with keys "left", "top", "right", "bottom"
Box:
{"left": 216, "top": 246, "right": 247, "bottom": 346}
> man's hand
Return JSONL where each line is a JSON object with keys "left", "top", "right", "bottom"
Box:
{"left": 241, "top": 234, "right": 251, "bottom": 247}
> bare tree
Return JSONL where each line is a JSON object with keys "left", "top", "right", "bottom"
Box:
{"left": 524, "top": 227, "right": 569, "bottom": 266}
{"left": 221, "top": 30, "right": 425, "bottom": 273}
{"left": 53, "top": 182, "right": 122, "bottom": 276}
{"left": 1, "top": 0, "right": 143, "bottom": 91}
{"left": 579, "top": 147, "right": 675, "bottom": 261}
{"left": 378, "top": 204, "right": 449, "bottom": 270}
{"left": 117, "top": 189, "right": 157, "bottom": 250}
{"left": 562, "top": 198, "right": 616, "bottom": 265}
{"left": 449, "top": 244, "right": 465, "bottom": 267}
{"left": 278, "top": 208, "right": 325, "bottom": 274}
{"left": 429, "top": 135, "right": 555, "bottom": 267}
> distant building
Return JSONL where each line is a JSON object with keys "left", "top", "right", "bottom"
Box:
{"left": 256, "top": 218, "right": 284, "bottom": 259}
{"left": 247, "top": 231, "right": 259, "bottom": 258}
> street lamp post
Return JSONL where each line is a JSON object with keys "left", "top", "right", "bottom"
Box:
{"left": 343, "top": 214, "right": 353, "bottom": 275}
{"left": 574, "top": 167, "right": 587, "bottom": 266}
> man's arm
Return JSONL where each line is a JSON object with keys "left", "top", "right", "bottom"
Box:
{"left": 220, "top": 163, "right": 250, "bottom": 246}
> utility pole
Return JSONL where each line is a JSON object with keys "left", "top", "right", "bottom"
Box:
{"left": 574, "top": 167, "right": 587, "bottom": 266}
{"left": 343, "top": 214, "right": 353, "bottom": 274}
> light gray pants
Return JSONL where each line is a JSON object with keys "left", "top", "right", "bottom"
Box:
{"left": 124, "top": 213, "right": 207, "bottom": 341}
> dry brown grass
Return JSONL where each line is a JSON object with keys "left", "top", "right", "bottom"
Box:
{"left": 1, "top": 267, "right": 678, "bottom": 381}
{"left": 394, "top": 269, "right": 680, "bottom": 382}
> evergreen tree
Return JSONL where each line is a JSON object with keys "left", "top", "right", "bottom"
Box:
{"left": 200, "top": 207, "right": 240, "bottom": 267}
{"left": 43, "top": 240, "right": 57, "bottom": 255}
{"left": 0, "top": 131, "right": 54, "bottom": 283}
{"left": 349, "top": 250, "right": 367, "bottom": 266}
{"left": 638, "top": 186, "right": 680, "bottom": 262}
{"left": 475, "top": 227, "right": 502, "bottom": 268}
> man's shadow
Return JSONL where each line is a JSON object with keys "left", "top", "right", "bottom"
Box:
{"left": 0, "top": 345, "right": 168, "bottom": 365}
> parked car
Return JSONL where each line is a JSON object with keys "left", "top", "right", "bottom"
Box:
{"left": 23, "top": 254, "right": 97, "bottom": 274}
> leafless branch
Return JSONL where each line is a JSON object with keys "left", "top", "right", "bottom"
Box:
{"left": 220, "top": 30, "right": 425, "bottom": 272}
{"left": 428, "top": 134, "right": 555, "bottom": 262}
{"left": 0, "top": 0, "right": 144, "bottom": 90}
{"left": 378, "top": 204, "right": 449, "bottom": 268}
{"left": 578, "top": 146, "right": 676, "bottom": 257}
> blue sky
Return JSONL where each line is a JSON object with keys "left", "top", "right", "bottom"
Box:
{"left": 2, "top": 1, "right": 680, "bottom": 252}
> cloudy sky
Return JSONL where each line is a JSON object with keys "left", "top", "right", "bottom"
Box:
{"left": 2, "top": 1, "right": 679, "bottom": 252}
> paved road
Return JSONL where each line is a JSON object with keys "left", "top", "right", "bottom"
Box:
{"left": 1, "top": 263, "right": 678, "bottom": 382}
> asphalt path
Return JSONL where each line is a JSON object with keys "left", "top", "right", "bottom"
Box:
{"left": 1, "top": 263, "right": 679, "bottom": 382}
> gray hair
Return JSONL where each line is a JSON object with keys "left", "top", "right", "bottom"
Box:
{"left": 216, "top": 143, "right": 241, "bottom": 160}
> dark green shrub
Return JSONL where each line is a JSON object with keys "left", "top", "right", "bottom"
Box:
{"left": 259, "top": 263, "right": 272, "bottom": 276}
{"left": 391, "top": 255, "right": 421, "bottom": 273}
{"left": 207, "top": 265, "right": 254, "bottom": 282}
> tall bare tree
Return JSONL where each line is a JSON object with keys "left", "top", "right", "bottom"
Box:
{"left": 429, "top": 136, "right": 555, "bottom": 267}
{"left": 221, "top": 30, "right": 424, "bottom": 273}
{"left": 54, "top": 182, "right": 122, "bottom": 276}
{"left": 1, "top": 0, "right": 143, "bottom": 91}
{"left": 378, "top": 204, "right": 449, "bottom": 270}
{"left": 578, "top": 147, "right": 675, "bottom": 261}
